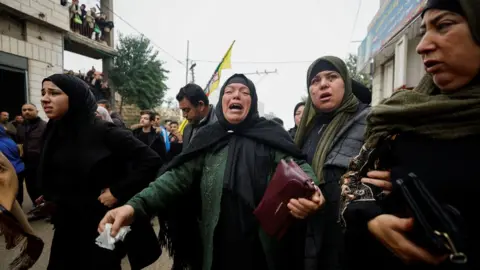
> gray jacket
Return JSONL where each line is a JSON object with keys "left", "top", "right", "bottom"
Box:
{"left": 305, "top": 104, "right": 370, "bottom": 270}
{"left": 182, "top": 105, "right": 217, "bottom": 150}
{"left": 324, "top": 104, "right": 370, "bottom": 172}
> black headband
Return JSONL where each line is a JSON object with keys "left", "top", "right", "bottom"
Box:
{"left": 422, "top": 0, "right": 464, "bottom": 18}
{"left": 307, "top": 60, "right": 340, "bottom": 87}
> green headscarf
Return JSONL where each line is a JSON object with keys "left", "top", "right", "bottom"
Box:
{"left": 365, "top": 0, "right": 480, "bottom": 148}
{"left": 295, "top": 56, "right": 359, "bottom": 184}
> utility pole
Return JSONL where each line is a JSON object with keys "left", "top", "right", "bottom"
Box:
{"left": 185, "top": 40, "right": 190, "bottom": 84}
{"left": 189, "top": 62, "right": 197, "bottom": 83}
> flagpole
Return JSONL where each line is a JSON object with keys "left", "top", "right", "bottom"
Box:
{"left": 204, "top": 40, "right": 236, "bottom": 96}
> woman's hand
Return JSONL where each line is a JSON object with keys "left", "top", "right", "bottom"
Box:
{"left": 0, "top": 152, "right": 18, "bottom": 211}
{"left": 288, "top": 188, "right": 325, "bottom": 219}
{"left": 98, "top": 205, "right": 135, "bottom": 237}
{"left": 368, "top": 214, "right": 447, "bottom": 265}
{"left": 361, "top": 170, "right": 393, "bottom": 194}
{"left": 98, "top": 188, "right": 118, "bottom": 208}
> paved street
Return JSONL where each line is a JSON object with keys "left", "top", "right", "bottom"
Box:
{"left": 0, "top": 187, "right": 173, "bottom": 270}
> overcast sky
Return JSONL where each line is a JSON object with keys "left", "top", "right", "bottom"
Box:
{"left": 65, "top": 0, "right": 379, "bottom": 128}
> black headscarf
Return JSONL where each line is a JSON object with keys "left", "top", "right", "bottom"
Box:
{"left": 158, "top": 74, "right": 305, "bottom": 269}
{"left": 38, "top": 74, "right": 98, "bottom": 200}
{"left": 352, "top": 80, "right": 372, "bottom": 105}
{"left": 423, "top": 0, "right": 465, "bottom": 18}
{"left": 42, "top": 74, "right": 98, "bottom": 124}
{"left": 288, "top": 102, "right": 306, "bottom": 139}
{"left": 422, "top": 0, "right": 480, "bottom": 45}
{"left": 293, "top": 102, "right": 305, "bottom": 123}
{"left": 164, "top": 73, "right": 303, "bottom": 174}
{"left": 166, "top": 73, "right": 303, "bottom": 206}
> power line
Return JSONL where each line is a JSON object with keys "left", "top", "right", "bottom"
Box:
{"left": 348, "top": 0, "right": 363, "bottom": 52}
{"left": 97, "top": 3, "right": 185, "bottom": 66}
{"left": 243, "top": 69, "right": 278, "bottom": 76}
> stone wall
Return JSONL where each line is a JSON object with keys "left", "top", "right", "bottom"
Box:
{"left": 0, "top": 21, "right": 64, "bottom": 119}
{"left": 0, "top": 0, "right": 69, "bottom": 31}
{"left": 113, "top": 94, "right": 184, "bottom": 128}
{"left": 119, "top": 103, "right": 142, "bottom": 128}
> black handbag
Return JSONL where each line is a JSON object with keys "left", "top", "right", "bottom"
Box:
{"left": 396, "top": 173, "right": 468, "bottom": 265}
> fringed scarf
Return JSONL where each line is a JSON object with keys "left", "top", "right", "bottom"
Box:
{"left": 340, "top": 0, "right": 480, "bottom": 222}
{"left": 364, "top": 0, "right": 480, "bottom": 148}
{"left": 364, "top": 74, "right": 480, "bottom": 149}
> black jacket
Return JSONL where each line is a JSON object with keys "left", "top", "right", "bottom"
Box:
{"left": 182, "top": 104, "right": 217, "bottom": 151}
{"left": 132, "top": 127, "right": 167, "bottom": 162}
{"left": 16, "top": 117, "right": 47, "bottom": 166}
{"left": 39, "top": 119, "right": 163, "bottom": 269}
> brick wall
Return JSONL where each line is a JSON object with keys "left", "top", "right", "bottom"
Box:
{"left": 116, "top": 102, "right": 183, "bottom": 128}
{"left": 0, "top": 21, "right": 64, "bottom": 119}
{"left": 119, "top": 104, "right": 141, "bottom": 128}
{"left": 0, "top": 0, "right": 69, "bottom": 31}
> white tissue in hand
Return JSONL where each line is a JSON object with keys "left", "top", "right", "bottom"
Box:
{"left": 95, "top": 223, "right": 131, "bottom": 250}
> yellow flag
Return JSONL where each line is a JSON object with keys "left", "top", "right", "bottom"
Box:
{"left": 205, "top": 41, "right": 235, "bottom": 96}
{"left": 178, "top": 118, "right": 188, "bottom": 134}
{"left": 179, "top": 41, "right": 235, "bottom": 135}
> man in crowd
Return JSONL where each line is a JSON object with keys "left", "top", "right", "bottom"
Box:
{"left": 16, "top": 104, "right": 47, "bottom": 220}
{"left": 169, "top": 121, "right": 181, "bottom": 142}
{"left": 11, "top": 115, "right": 24, "bottom": 129}
{"left": 0, "top": 111, "right": 17, "bottom": 140}
{"left": 132, "top": 111, "right": 167, "bottom": 162}
{"left": 176, "top": 83, "right": 217, "bottom": 150}
{"left": 163, "top": 119, "right": 172, "bottom": 133}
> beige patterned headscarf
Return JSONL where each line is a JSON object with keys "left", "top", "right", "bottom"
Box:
{"left": 0, "top": 152, "right": 44, "bottom": 269}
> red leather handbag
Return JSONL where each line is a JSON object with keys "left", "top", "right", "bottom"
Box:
{"left": 254, "top": 159, "right": 317, "bottom": 239}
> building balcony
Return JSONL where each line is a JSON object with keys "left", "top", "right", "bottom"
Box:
{"left": 0, "top": 0, "right": 116, "bottom": 59}
{"left": 64, "top": 2, "right": 116, "bottom": 60}
{"left": 64, "top": 28, "right": 116, "bottom": 60}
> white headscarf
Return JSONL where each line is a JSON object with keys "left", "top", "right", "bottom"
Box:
{"left": 96, "top": 106, "right": 113, "bottom": 123}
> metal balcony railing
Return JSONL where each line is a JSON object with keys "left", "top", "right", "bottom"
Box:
{"left": 69, "top": 15, "right": 113, "bottom": 47}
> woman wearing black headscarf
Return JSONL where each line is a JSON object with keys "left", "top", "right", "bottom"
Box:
{"left": 38, "top": 74, "right": 162, "bottom": 270}
{"left": 295, "top": 56, "right": 371, "bottom": 270}
{"left": 341, "top": 0, "right": 480, "bottom": 269}
{"left": 288, "top": 101, "right": 305, "bottom": 139}
{"left": 99, "top": 74, "right": 325, "bottom": 270}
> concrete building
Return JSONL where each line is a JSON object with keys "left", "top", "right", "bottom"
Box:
{"left": 0, "top": 0, "right": 116, "bottom": 119}
{"left": 357, "top": 0, "right": 428, "bottom": 105}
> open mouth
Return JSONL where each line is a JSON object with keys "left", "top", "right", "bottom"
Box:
{"left": 319, "top": 92, "right": 332, "bottom": 101}
{"left": 424, "top": 60, "right": 442, "bottom": 73}
{"left": 229, "top": 103, "right": 243, "bottom": 111}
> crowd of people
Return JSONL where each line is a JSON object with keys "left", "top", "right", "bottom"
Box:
{"left": 65, "top": 67, "right": 112, "bottom": 102}
{"left": 0, "top": 1, "right": 478, "bottom": 269}
{"left": 67, "top": 0, "right": 114, "bottom": 46}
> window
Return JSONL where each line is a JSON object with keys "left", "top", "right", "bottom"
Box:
{"left": 394, "top": 35, "right": 408, "bottom": 90}
{"left": 383, "top": 60, "right": 394, "bottom": 99}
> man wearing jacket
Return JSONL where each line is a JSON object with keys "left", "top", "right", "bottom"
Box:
{"left": 132, "top": 111, "right": 167, "bottom": 162}
{"left": 16, "top": 104, "right": 47, "bottom": 208}
{"left": 176, "top": 83, "right": 217, "bottom": 150}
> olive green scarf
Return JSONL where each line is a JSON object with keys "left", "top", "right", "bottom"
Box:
{"left": 365, "top": 0, "right": 480, "bottom": 148}
{"left": 295, "top": 56, "right": 359, "bottom": 184}
{"left": 365, "top": 74, "right": 480, "bottom": 148}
